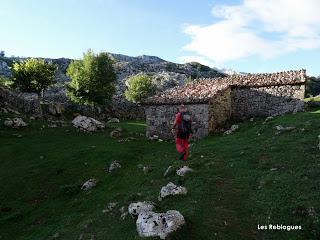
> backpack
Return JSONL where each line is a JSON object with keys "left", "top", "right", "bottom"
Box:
{"left": 177, "top": 111, "right": 192, "bottom": 139}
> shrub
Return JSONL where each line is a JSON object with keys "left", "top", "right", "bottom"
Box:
{"left": 306, "top": 76, "right": 320, "bottom": 97}
{"left": 0, "top": 76, "right": 13, "bottom": 88}
{"left": 124, "top": 73, "right": 154, "bottom": 103}
{"left": 66, "top": 49, "right": 116, "bottom": 106}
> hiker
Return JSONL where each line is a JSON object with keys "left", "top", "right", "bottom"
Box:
{"left": 171, "top": 104, "right": 193, "bottom": 161}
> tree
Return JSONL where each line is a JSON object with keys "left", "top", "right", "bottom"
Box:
{"left": 11, "top": 58, "right": 57, "bottom": 98}
{"left": 306, "top": 76, "right": 320, "bottom": 97}
{"left": 125, "top": 73, "right": 154, "bottom": 103}
{"left": 66, "top": 50, "right": 116, "bottom": 106}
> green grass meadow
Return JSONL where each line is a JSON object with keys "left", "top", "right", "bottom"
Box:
{"left": 1, "top": 108, "right": 320, "bottom": 239}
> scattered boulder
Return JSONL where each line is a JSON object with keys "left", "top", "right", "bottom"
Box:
{"left": 263, "top": 116, "right": 274, "bottom": 124}
{"left": 107, "top": 118, "right": 120, "bottom": 123}
{"left": 224, "top": 124, "right": 239, "bottom": 135}
{"left": 108, "top": 160, "right": 121, "bottom": 173}
{"left": 110, "top": 128, "right": 123, "bottom": 138}
{"left": 176, "top": 166, "right": 193, "bottom": 177}
{"left": 143, "top": 165, "right": 153, "bottom": 174}
{"left": 159, "top": 182, "right": 187, "bottom": 201}
{"left": 81, "top": 178, "right": 97, "bottom": 191}
{"left": 72, "top": 115, "right": 104, "bottom": 132}
{"left": 128, "top": 201, "right": 155, "bottom": 216}
{"left": 136, "top": 210, "right": 185, "bottom": 239}
{"left": 274, "top": 125, "right": 296, "bottom": 134}
{"left": 149, "top": 135, "right": 159, "bottom": 140}
{"left": 163, "top": 166, "right": 173, "bottom": 177}
{"left": 4, "top": 117, "right": 28, "bottom": 128}
{"left": 102, "top": 202, "right": 118, "bottom": 213}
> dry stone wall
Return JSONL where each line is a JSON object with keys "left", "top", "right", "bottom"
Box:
{"left": 0, "top": 87, "right": 41, "bottom": 114}
{"left": 231, "top": 84, "right": 305, "bottom": 119}
{"left": 145, "top": 104, "right": 209, "bottom": 140}
{"left": 208, "top": 88, "right": 232, "bottom": 132}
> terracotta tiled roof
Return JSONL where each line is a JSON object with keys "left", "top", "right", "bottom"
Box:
{"left": 144, "top": 69, "right": 306, "bottom": 105}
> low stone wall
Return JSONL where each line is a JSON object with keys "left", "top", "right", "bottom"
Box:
{"left": 208, "top": 88, "right": 231, "bottom": 132}
{"left": 231, "top": 84, "right": 305, "bottom": 119}
{"left": 0, "top": 87, "right": 41, "bottom": 114}
{"left": 145, "top": 104, "right": 209, "bottom": 140}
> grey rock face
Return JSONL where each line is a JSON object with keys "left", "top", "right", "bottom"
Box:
{"left": 159, "top": 182, "right": 187, "bottom": 201}
{"left": 128, "top": 201, "right": 155, "bottom": 216}
{"left": 136, "top": 210, "right": 185, "bottom": 239}
{"left": 4, "top": 117, "right": 28, "bottom": 128}
{"left": 72, "top": 115, "right": 104, "bottom": 132}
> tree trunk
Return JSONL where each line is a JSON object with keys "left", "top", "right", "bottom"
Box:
{"left": 37, "top": 92, "right": 43, "bottom": 118}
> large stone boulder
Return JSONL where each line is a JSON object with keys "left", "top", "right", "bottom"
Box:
{"left": 136, "top": 210, "right": 185, "bottom": 239}
{"left": 159, "top": 182, "right": 187, "bottom": 201}
{"left": 72, "top": 115, "right": 104, "bottom": 132}
{"left": 128, "top": 201, "right": 155, "bottom": 216}
{"left": 4, "top": 117, "right": 28, "bottom": 128}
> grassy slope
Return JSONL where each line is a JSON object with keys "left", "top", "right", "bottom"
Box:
{"left": 0, "top": 108, "right": 320, "bottom": 240}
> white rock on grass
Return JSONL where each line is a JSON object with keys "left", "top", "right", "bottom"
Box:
{"left": 128, "top": 201, "right": 155, "bottom": 216}
{"left": 108, "top": 160, "right": 121, "bottom": 173}
{"left": 102, "top": 202, "right": 118, "bottom": 213}
{"left": 159, "top": 182, "right": 187, "bottom": 201}
{"left": 263, "top": 116, "right": 274, "bottom": 124}
{"left": 72, "top": 115, "right": 104, "bottom": 132}
{"left": 136, "top": 210, "right": 185, "bottom": 239}
{"left": 4, "top": 117, "right": 28, "bottom": 128}
{"left": 81, "top": 178, "right": 97, "bottom": 191}
{"left": 107, "top": 118, "right": 120, "bottom": 123}
{"left": 274, "top": 125, "right": 295, "bottom": 134}
{"left": 176, "top": 166, "right": 193, "bottom": 177}
{"left": 163, "top": 166, "right": 173, "bottom": 177}
{"left": 224, "top": 124, "right": 239, "bottom": 135}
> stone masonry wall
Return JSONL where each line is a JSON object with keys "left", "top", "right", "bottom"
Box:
{"left": 145, "top": 104, "right": 209, "bottom": 140}
{"left": 208, "top": 88, "right": 232, "bottom": 132}
{"left": 231, "top": 84, "right": 305, "bottom": 119}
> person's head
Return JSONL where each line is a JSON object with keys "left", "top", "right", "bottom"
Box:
{"left": 179, "top": 104, "right": 187, "bottom": 112}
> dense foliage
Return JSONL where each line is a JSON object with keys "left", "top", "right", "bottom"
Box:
{"left": 11, "top": 58, "right": 57, "bottom": 97}
{"left": 0, "top": 76, "right": 13, "bottom": 88}
{"left": 66, "top": 50, "right": 116, "bottom": 105}
{"left": 306, "top": 76, "right": 320, "bottom": 97}
{"left": 125, "top": 73, "right": 154, "bottom": 103}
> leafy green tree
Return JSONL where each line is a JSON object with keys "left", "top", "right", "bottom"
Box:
{"left": 0, "top": 76, "right": 13, "bottom": 88}
{"left": 125, "top": 73, "right": 154, "bottom": 103}
{"left": 306, "top": 76, "right": 320, "bottom": 97}
{"left": 66, "top": 50, "right": 116, "bottom": 106}
{"left": 11, "top": 58, "right": 57, "bottom": 98}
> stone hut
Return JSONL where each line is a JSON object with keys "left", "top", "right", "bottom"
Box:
{"left": 144, "top": 69, "right": 306, "bottom": 139}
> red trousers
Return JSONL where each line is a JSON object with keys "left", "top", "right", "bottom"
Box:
{"left": 175, "top": 138, "right": 189, "bottom": 161}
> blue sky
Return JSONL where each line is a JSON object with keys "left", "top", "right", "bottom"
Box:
{"left": 0, "top": 0, "right": 319, "bottom": 76}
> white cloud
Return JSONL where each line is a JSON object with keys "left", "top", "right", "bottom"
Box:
{"left": 182, "top": 0, "right": 320, "bottom": 63}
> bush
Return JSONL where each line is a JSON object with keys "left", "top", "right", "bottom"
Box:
{"left": 66, "top": 49, "right": 116, "bottom": 106}
{"left": 11, "top": 58, "right": 57, "bottom": 97}
{"left": 306, "top": 76, "right": 320, "bottom": 97}
{"left": 0, "top": 76, "right": 13, "bottom": 88}
{"left": 125, "top": 73, "right": 154, "bottom": 103}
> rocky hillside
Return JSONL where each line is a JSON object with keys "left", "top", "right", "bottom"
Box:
{"left": 0, "top": 53, "right": 226, "bottom": 102}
